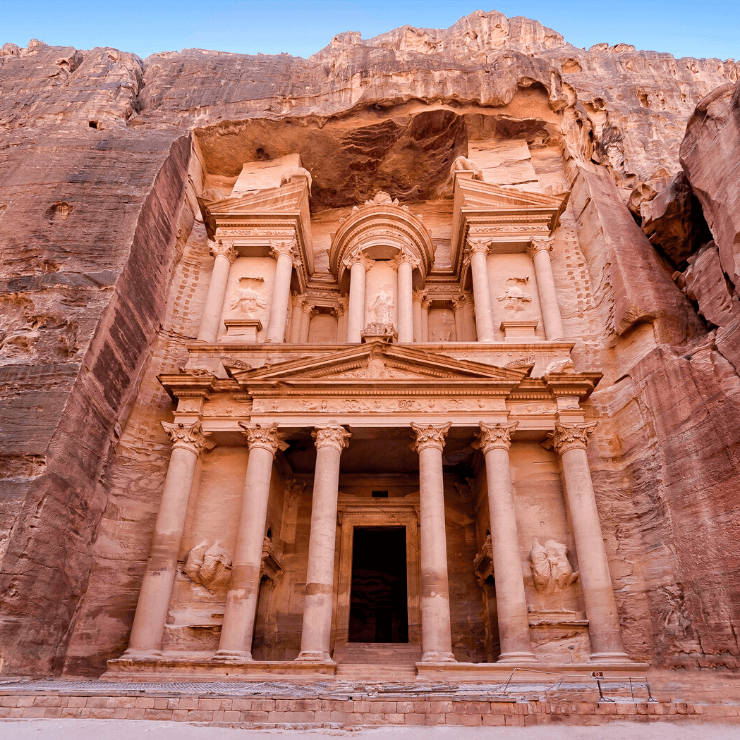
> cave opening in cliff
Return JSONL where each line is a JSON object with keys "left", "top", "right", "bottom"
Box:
{"left": 348, "top": 527, "right": 408, "bottom": 644}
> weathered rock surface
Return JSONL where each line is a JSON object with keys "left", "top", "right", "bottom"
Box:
{"left": 0, "top": 11, "right": 739, "bottom": 677}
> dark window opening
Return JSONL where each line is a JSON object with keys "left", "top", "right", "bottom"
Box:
{"left": 348, "top": 527, "right": 408, "bottom": 643}
{"left": 371, "top": 490, "right": 388, "bottom": 498}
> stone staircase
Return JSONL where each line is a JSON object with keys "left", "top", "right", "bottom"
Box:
{"left": 333, "top": 643, "right": 421, "bottom": 681}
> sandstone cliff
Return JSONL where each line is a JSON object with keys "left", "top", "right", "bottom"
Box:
{"left": 0, "top": 11, "right": 739, "bottom": 676}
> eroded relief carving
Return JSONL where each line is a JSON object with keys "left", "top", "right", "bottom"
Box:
{"left": 497, "top": 283, "right": 533, "bottom": 312}
{"left": 530, "top": 539, "right": 579, "bottom": 595}
{"left": 184, "top": 541, "right": 233, "bottom": 592}
{"left": 229, "top": 277, "right": 267, "bottom": 318}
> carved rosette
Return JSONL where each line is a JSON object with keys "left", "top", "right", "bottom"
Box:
{"left": 467, "top": 238, "right": 490, "bottom": 257}
{"left": 210, "top": 239, "right": 237, "bottom": 264}
{"left": 312, "top": 425, "right": 351, "bottom": 452}
{"left": 548, "top": 422, "right": 597, "bottom": 456}
{"left": 239, "top": 422, "right": 288, "bottom": 456}
{"left": 411, "top": 422, "right": 451, "bottom": 453}
{"left": 527, "top": 236, "right": 554, "bottom": 258}
{"left": 477, "top": 421, "right": 518, "bottom": 453}
{"left": 343, "top": 250, "right": 375, "bottom": 271}
{"left": 161, "top": 420, "right": 211, "bottom": 454}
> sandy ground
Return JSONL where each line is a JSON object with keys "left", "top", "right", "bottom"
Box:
{"left": 1, "top": 720, "right": 740, "bottom": 739}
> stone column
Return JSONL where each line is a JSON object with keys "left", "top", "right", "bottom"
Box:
{"left": 345, "top": 253, "right": 374, "bottom": 343}
{"left": 265, "top": 241, "right": 295, "bottom": 343}
{"left": 477, "top": 422, "right": 537, "bottom": 662}
{"left": 421, "top": 295, "right": 430, "bottom": 342}
{"left": 528, "top": 237, "right": 564, "bottom": 340}
{"left": 549, "top": 422, "right": 628, "bottom": 661}
{"left": 289, "top": 295, "right": 304, "bottom": 343}
{"left": 412, "top": 422, "right": 456, "bottom": 663}
{"left": 336, "top": 300, "right": 348, "bottom": 343}
{"left": 412, "top": 290, "right": 424, "bottom": 342}
{"left": 214, "top": 424, "right": 287, "bottom": 661}
{"left": 197, "top": 240, "right": 237, "bottom": 343}
{"left": 468, "top": 239, "right": 496, "bottom": 343}
{"left": 297, "top": 426, "right": 351, "bottom": 661}
{"left": 392, "top": 249, "right": 418, "bottom": 343}
{"left": 126, "top": 420, "right": 211, "bottom": 655}
{"left": 452, "top": 293, "right": 467, "bottom": 342}
{"left": 299, "top": 303, "right": 315, "bottom": 344}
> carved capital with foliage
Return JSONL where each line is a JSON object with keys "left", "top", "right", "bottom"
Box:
{"left": 270, "top": 239, "right": 298, "bottom": 264}
{"left": 527, "top": 236, "right": 554, "bottom": 258}
{"left": 210, "top": 239, "right": 237, "bottom": 264}
{"left": 161, "top": 419, "right": 211, "bottom": 454}
{"left": 411, "top": 422, "right": 451, "bottom": 452}
{"left": 389, "top": 246, "right": 421, "bottom": 271}
{"left": 239, "top": 422, "right": 288, "bottom": 456}
{"left": 312, "top": 425, "right": 351, "bottom": 452}
{"left": 467, "top": 238, "right": 490, "bottom": 257}
{"left": 548, "top": 422, "right": 597, "bottom": 456}
{"left": 476, "top": 421, "right": 518, "bottom": 453}
{"left": 343, "top": 250, "right": 375, "bottom": 271}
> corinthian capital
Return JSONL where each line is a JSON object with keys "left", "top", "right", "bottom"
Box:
{"left": 476, "top": 421, "right": 518, "bottom": 453}
{"left": 527, "top": 236, "right": 554, "bottom": 258}
{"left": 312, "top": 425, "right": 351, "bottom": 452}
{"left": 210, "top": 239, "right": 238, "bottom": 263}
{"left": 467, "top": 238, "right": 490, "bottom": 257}
{"left": 547, "top": 422, "right": 597, "bottom": 456}
{"left": 239, "top": 422, "right": 288, "bottom": 455}
{"left": 161, "top": 419, "right": 211, "bottom": 454}
{"left": 411, "top": 422, "right": 451, "bottom": 452}
{"left": 389, "top": 247, "right": 421, "bottom": 271}
{"left": 343, "top": 251, "right": 375, "bottom": 271}
{"left": 270, "top": 240, "right": 298, "bottom": 262}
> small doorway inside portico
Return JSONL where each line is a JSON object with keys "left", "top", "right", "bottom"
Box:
{"left": 348, "top": 527, "right": 409, "bottom": 643}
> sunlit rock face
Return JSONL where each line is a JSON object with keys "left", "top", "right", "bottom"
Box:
{"left": 0, "top": 13, "right": 739, "bottom": 682}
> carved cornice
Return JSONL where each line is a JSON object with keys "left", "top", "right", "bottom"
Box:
{"left": 411, "top": 422, "right": 451, "bottom": 452}
{"left": 547, "top": 422, "right": 597, "bottom": 455}
{"left": 239, "top": 422, "right": 288, "bottom": 455}
{"left": 161, "top": 419, "right": 211, "bottom": 454}
{"left": 527, "top": 236, "right": 555, "bottom": 259}
{"left": 312, "top": 425, "right": 351, "bottom": 452}
{"left": 210, "top": 239, "right": 238, "bottom": 264}
{"left": 476, "top": 421, "right": 518, "bottom": 453}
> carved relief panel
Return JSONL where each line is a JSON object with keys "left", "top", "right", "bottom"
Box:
{"left": 364, "top": 260, "right": 398, "bottom": 332}
{"left": 219, "top": 256, "right": 277, "bottom": 343}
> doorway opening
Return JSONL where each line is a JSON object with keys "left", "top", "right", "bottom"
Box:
{"left": 348, "top": 527, "right": 408, "bottom": 643}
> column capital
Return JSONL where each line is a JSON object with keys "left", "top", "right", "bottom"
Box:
{"left": 312, "top": 425, "right": 351, "bottom": 452}
{"left": 413, "top": 289, "right": 426, "bottom": 305}
{"left": 548, "top": 421, "right": 597, "bottom": 455}
{"left": 390, "top": 247, "right": 420, "bottom": 271}
{"left": 527, "top": 236, "right": 555, "bottom": 258}
{"left": 343, "top": 250, "right": 375, "bottom": 271}
{"left": 452, "top": 292, "right": 468, "bottom": 311}
{"left": 301, "top": 302, "right": 317, "bottom": 316}
{"left": 467, "top": 238, "right": 490, "bottom": 257}
{"left": 239, "top": 422, "right": 288, "bottom": 455}
{"left": 270, "top": 239, "right": 299, "bottom": 264}
{"left": 476, "top": 421, "right": 518, "bottom": 453}
{"left": 210, "top": 239, "right": 238, "bottom": 264}
{"left": 292, "top": 293, "right": 306, "bottom": 308}
{"left": 161, "top": 419, "right": 211, "bottom": 454}
{"left": 411, "top": 422, "right": 451, "bottom": 452}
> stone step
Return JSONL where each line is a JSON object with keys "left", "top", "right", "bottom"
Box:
{"left": 333, "top": 642, "right": 422, "bottom": 665}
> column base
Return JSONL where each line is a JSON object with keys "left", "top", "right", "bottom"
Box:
{"left": 120, "top": 648, "right": 163, "bottom": 659}
{"left": 589, "top": 652, "right": 631, "bottom": 663}
{"left": 295, "top": 650, "right": 334, "bottom": 663}
{"left": 211, "top": 650, "right": 253, "bottom": 663}
{"left": 497, "top": 651, "right": 538, "bottom": 663}
{"left": 420, "top": 651, "right": 456, "bottom": 663}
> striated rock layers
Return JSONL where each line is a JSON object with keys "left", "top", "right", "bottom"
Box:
{"left": 0, "top": 11, "right": 739, "bottom": 677}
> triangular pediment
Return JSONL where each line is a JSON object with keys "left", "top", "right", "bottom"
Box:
{"left": 201, "top": 178, "right": 307, "bottom": 216}
{"left": 234, "top": 342, "right": 528, "bottom": 384}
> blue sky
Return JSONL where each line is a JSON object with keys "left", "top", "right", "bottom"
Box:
{"left": 3, "top": 1, "right": 738, "bottom": 61}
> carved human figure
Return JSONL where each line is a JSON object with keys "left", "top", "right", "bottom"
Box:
{"left": 370, "top": 289, "right": 394, "bottom": 325}
{"left": 529, "top": 539, "right": 578, "bottom": 595}
{"left": 497, "top": 285, "right": 533, "bottom": 312}
{"left": 185, "top": 541, "right": 233, "bottom": 592}
{"left": 229, "top": 284, "right": 267, "bottom": 318}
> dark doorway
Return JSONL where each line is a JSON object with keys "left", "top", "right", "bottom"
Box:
{"left": 348, "top": 527, "right": 409, "bottom": 643}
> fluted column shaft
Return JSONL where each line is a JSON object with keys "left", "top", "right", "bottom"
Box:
{"left": 197, "top": 241, "right": 237, "bottom": 343}
{"left": 529, "top": 237, "right": 564, "bottom": 340}
{"left": 297, "top": 426, "right": 351, "bottom": 661}
{"left": 478, "top": 423, "right": 536, "bottom": 662}
{"left": 215, "top": 424, "right": 286, "bottom": 661}
{"left": 468, "top": 240, "right": 496, "bottom": 343}
{"left": 266, "top": 242, "right": 295, "bottom": 343}
{"left": 550, "top": 423, "right": 627, "bottom": 660}
{"left": 127, "top": 421, "right": 210, "bottom": 654}
{"left": 412, "top": 422, "right": 456, "bottom": 663}
{"left": 346, "top": 256, "right": 372, "bottom": 343}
